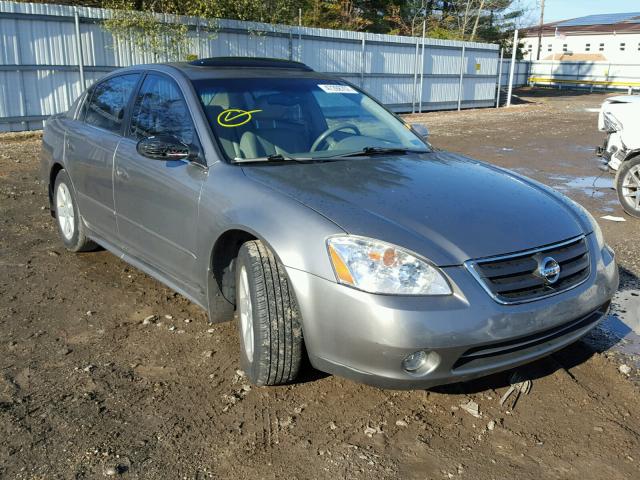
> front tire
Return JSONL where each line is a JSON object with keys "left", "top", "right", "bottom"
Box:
{"left": 235, "top": 240, "right": 304, "bottom": 386}
{"left": 53, "top": 170, "right": 97, "bottom": 252}
{"left": 616, "top": 156, "right": 640, "bottom": 218}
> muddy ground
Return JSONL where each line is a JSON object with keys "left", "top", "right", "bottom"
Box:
{"left": 1, "top": 88, "right": 639, "bottom": 479}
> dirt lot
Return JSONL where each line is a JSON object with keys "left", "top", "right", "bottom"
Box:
{"left": 1, "top": 89, "right": 639, "bottom": 479}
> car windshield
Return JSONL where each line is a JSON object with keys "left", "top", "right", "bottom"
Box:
{"left": 191, "top": 77, "right": 430, "bottom": 162}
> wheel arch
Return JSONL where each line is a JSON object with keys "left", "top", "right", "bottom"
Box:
{"left": 206, "top": 226, "right": 289, "bottom": 323}
{"left": 624, "top": 148, "right": 640, "bottom": 163}
{"left": 48, "top": 162, "right": 65, "bottom": 217}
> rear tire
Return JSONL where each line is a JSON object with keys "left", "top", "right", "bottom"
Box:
{"left": 53, "top": 170, "right": 97, "bottom": 252}
{"left": 616, "top": 156, "right": 640, "bottom": 218}
{"left": 235, "top": 240, "right": 304, "bottom": 386}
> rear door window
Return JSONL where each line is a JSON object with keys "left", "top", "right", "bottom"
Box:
{"left": 128, "top": 74, "right": 196, "bottom": 145}
{"left": 84, "top": 74, "right": 140, "bottom": 134}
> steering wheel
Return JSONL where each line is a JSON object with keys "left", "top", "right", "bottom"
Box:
{"left": 310, "top": 123, "right": 361, "bottom": 152}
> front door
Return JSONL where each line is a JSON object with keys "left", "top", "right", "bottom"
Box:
{"left": 113, "top": 73, "right": 206, "bottom": 293}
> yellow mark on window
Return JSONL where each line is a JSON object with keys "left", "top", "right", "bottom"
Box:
{"left": 217, "top": 109, "right": 262, "bottom": 128}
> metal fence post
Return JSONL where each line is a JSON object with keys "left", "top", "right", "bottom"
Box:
{"left": 73, "top": 7, "right": 85, "bottom": 90}
{"left": 418, "top": 20, "right": 426, "bottom": 113}
{"left": 360, "top": 35, "right": 366, "bottom": 88}
{"left": 288, "top": 27, "right": 293, "bottom": 61}
{"left": 506, "top": 29, "right": 518, "bottom": 107}
{"left": 412, "top": 38, "right": 419, "bottom": 113}
{"left": 298, "top": 8, "right": 302, "bottom": 62}
{"left": 495, "top": 48, "right": 504, "bottom": 108}
{"left": 457, "top": 45, "right": 465, "bottom": 111}
{"left": 13, "top": 15, "right": 29, "bottom": 129}
{"left": 196, "top": 19, "right": 201, "bottom": 59}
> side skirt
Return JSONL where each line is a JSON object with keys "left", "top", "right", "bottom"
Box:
{"left": 85, "top": 226, "right": 209, "bottom": 312}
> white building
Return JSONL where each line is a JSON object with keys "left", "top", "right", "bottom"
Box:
{"left": 521, "top": 12, "right": 640, "bottom": 63}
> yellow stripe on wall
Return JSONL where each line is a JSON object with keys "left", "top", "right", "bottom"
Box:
{"left": 529, "top": 77, "right": 640, "bottom": 87}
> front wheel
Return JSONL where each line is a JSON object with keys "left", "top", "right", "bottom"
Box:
{"left": 235, "top": 240, "right": 304, "bottom": 386}
{"left": 616, "top": 156, "right": 640, "bottom": 218}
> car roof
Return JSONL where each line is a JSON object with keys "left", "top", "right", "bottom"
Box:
{"left": 188, "top": 57, "right": 313, "bottom": 70}
{"left": 139, "top": 57, "right": 331, "bottom": 81}
{"left": 102, "top": 57, "right": 340, "bottom": 85}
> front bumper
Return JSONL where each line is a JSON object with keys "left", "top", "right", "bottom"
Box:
{"left": 287, "top": 234, "right": 618, "bottom": 389}
{"left": 596, "top": 132, "right": 625, "bottom": 171}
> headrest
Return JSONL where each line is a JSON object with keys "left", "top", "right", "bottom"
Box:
{"left": 255, "top": 94, "right": 302, "bottom": 120}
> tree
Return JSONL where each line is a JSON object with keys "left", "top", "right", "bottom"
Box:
{"left": 103, "top": 0, "right": 301, "bottom": 60}
{"left": 382, "top": 0, "right": 528, "bottom": 48}
{"left": 301, "top": 1, "right": 374, "bottom": 31}
{"left": 103, "top": 0, "right": 188, "bottom": 60}
{"left": 81, "top": 0, "right": 530, "bottom": 59}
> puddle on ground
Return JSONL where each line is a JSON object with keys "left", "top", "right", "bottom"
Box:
{"left": 599, "top": 199, "right": 622, "bottom": 213}
{"left": 589, "top": 289, "right": 640, "bottom": 367}
{"left": 549, "top": 174, "right": 614, "bottom": 198}
{"left": 571, "top": 144, "right": 597, "bottom": 153}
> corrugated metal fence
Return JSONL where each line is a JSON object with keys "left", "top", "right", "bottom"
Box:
{"left": 500, "top": 59, "right": 530, "bottom": 87}
{"left": 0, "top": 1, "right": 502, "bottom": 132}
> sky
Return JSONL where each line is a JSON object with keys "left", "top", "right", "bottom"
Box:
{"left": 520, "top": 0, "right": 640, "bottom": 25}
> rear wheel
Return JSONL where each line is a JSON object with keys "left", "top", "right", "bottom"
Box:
{"left": 53, "top": 170, "right": 97, "bottom": 252}
{"left": 616, "top": 156, "right": 640, "bottom": 218}
{"left": 235, "top": 240, "right": 304, "bottom": 386}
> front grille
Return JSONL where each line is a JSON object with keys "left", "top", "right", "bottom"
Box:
{"left": 452, "top": 302, "right": 609, "bottom": 371}
{"left": 466, "top": 236, "right": 591, "bottom": 304}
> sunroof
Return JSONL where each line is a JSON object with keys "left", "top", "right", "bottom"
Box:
{"left": 557, "top": 12, "right": 640, "bottom": 27}
{"left": 188, "top": 57, "right": 313, "bottom": 71}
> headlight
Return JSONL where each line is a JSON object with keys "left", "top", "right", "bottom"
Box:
{"left": 590, "top": 211, "right": 605, "bottom": 249}
{"left": 571, "top": 199, "right": 605, "bottom": 249}
{"left": 603, "top": 112, "right": 623, "bottom": 133}
{"left": 326, "top": 236, "right": 452, "bottom": 295}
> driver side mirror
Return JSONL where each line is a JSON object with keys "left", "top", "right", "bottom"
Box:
{"left": 136, "top": 135, "right": 200, "bottom": 162}
{"left": 411, "top": 123, "right": 429, "bottom": 139}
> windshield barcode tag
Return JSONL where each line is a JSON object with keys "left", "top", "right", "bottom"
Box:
{"left": 318, "top": 84, "right": 357, "bottom": 94}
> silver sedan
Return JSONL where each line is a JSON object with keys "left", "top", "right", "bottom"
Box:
{"left": 41, "top": 57, "right": 618, "bottom": 389}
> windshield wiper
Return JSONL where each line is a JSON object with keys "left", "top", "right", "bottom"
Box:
{"left": 336, "top": 147, "right": 428, "bottom": 158}
{"left": 234, "top": 153, "right": 348, "bottom": 164}
{"left": 233, "top": 153, "right": 311, "bottom": 163}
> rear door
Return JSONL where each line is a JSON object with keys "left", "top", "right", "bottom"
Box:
{"left": 65, "top": 73, "right": 140, "bottom": 238}
{"left": 113, "top": 73, "right": 207, "bottom": 293}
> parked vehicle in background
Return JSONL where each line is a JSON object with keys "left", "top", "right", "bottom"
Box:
{"left": 596, "top": 95, "right": 640, "bottom": 217}
{"left": 41, "top": 57, "right": 618, "bottom": 390}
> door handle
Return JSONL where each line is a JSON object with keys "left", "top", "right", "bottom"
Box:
{"left": 66, "top": 141, "right": 75, "bottom": 152}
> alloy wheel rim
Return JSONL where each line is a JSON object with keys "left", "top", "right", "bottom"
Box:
{"left": 56, "top": 183, "right": 75, "bottom": 240}
{"left": 238, "top": 266, "right": 254, "bottom": 362}
{"left": 622, "top": 165, "right": 640, "bottom": 211}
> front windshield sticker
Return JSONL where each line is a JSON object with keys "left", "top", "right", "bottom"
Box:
{"left": 217, "top": 108, "right": 262, "bottom": 128}
{"left": 318, "top": 84, "right": 357, "bottom": 94}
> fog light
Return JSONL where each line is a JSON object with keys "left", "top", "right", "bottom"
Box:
{"left": 402, "top": 350, "right": 427, "bottom": 372}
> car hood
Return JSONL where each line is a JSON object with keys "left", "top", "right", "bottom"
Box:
{"left": 242, "top": 152, "right": 586, "bottom": 266}
{"left": 603, "top": 95, "right": 640, "bottom": 105}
